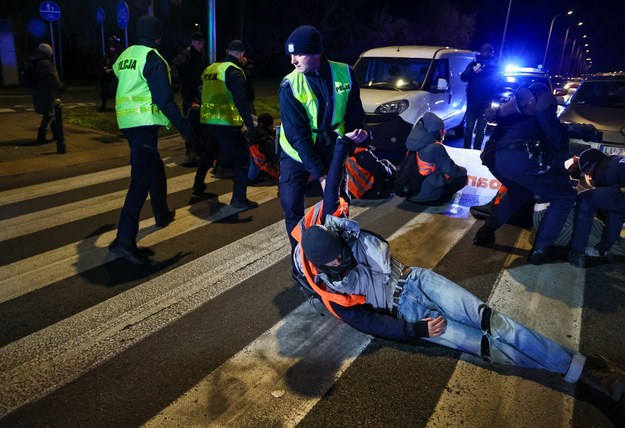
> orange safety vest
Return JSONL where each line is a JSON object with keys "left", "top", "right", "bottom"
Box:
{"left": 417, "top": 142, "right": 449, "bottom": 179}
{"left": 345, "top": 147, "right": 375, "bottom": 199}
{"left": 249, "top": 144, "right": 279, "bottom": 179}
{"left": 291, "top": 199, "right": 366, "bottom": 318}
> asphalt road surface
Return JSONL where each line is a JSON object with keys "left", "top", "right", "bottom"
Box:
{"left": 1, "top": 91, "right": 624, "bottom": 427}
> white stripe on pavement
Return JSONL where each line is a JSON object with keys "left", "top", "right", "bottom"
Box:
{"left": 0, "top": 156, "right": 182, "bottom": 208}
{"left": 426, "top": 229, "right": 584, "bottom": 427}
{"left": 141, "top": 211, "right": 476, "bottom": 427}
{"left": 0, "top": 185, "right": 276, "bottom": 303}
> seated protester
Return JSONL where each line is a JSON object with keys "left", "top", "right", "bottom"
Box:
{"left": 291, "top": 216, "right": 625, "bottom": 404}
{"left": 345, "top": 146, "right": 395, "bottom": 199}
{"left": 404, "top": 112, "right": 468, "bottom": 205}
{"left": 248, "top": 112, "right": 279, "bottom": 181}
{"left": 568, "top": 148, "right": 625, "bottom": 268}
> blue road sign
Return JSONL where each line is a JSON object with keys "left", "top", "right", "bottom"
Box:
{"left": 116, "top": 1, "right": 129, "bottom": 29}
{"left": 39, "top": 1, "right": 61, "bottom": 22}
{"left": 96, "top": 7, "right": 106, "bottom": 25}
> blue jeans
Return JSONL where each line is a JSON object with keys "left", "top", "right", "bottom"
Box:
{"left": 397, "top": 268, "right": 583, "bottom": 381}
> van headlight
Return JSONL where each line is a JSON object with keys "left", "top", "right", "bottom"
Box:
{"left": 374, "top": 100, "right": 409, "bottom": 114}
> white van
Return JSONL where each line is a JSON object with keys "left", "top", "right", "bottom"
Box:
{"left": 354, "top": 46, "right": 474, "bottom": 161}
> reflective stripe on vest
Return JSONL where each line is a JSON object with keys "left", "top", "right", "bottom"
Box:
{"left": 291, "top": 199, "right": 365, "bottom": 319}
{"left": 279, "top": 61, "right": 352, "bottom": 162}
{"left": 114, "top": 45, "right": 171, "bottom": 129}
{"left": 200, "top": 61, "right": 244, "bottom": 126}
{"left": 346, "top": 147, "right": 374, "bottom": 199}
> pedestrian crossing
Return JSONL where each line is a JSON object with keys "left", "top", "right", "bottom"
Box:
{"left": 0, "top": 160, "right": 623, "bottom": 426}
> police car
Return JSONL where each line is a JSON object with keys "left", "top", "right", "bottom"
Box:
{"left": 491, "top": 66, "right": 554, "bottom": 110}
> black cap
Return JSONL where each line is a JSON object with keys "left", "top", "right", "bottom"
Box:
{"left": 301, "top": 225, "right": 344, "bottom": 266}
{"left": 191, "top": 31, "right": 205, "bottom": 41}
{"left": 226, "top": 39, "right": 246, "bottom": 52}
{"left": 285, "top": 25, "right": 323, "bottom": 55}
{"left": 578, "top": 148, "right": 607, "bottom": 172}
{"left": 136, "top": 15, "right": 162, "bottom": 41}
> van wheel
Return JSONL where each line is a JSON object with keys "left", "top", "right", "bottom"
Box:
{"left": 452, "top": 118, "right": 465, "bottom": 138}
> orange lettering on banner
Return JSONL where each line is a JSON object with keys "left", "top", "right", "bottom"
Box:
{"left": 489, "top": 179, "right": 501, "bottom": 190}
{"left": 467, "top": 175, "right": 477, "bottom": 187}
{"left": 467, "top": 175, "right": 501, "bottom": 190}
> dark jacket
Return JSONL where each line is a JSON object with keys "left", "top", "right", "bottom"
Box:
{"left": 30, "top": 49, "right": 63, "bottom": 114}
{"left": 405, "top": 122, "right": 467, "bottom": 202}
{"left": 171, "top": 45, "right": 210, "bottom": 104}
{"left": 593, "top": 155, "right": 625, "bottom": 187}
{"left": 460, "top": 55, "right": 502, "bottom": 106}
{"left": 278, "top": 59, "right": 365, "bottom": 179}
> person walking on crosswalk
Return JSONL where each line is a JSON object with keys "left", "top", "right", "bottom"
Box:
{"left": 109, "top": 15, "right": 198, "bottom": 264}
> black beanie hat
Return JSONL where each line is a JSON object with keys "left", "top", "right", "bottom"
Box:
{"left": 301, "top": 225, "right": 344, "bottom": 266}
{"left": 191, "top": 31, "right": 205, "bottom": 41}
{"left": 285, "top": 25, "right": 323, "bottom": 55}
{"left": 578, "top": 148, "right": 607, "bottom": 172}
{"left": 421, "top": 112, "right": 445, "bottom": 133}
{"left": 227, "top": 39, "right": 246, "bottom": 52}
{"left": 137, "top": 15, "right": 162, "bottom": 41}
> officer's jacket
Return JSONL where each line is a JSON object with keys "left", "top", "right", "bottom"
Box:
{"left": 200, "top": 61, "right": 245, "bottom": 126}
{"left": 593, "top": 155, "right": 625, "bottom": 187}
{"left": 114, "top": 45, "right": 171, "bottom": 129}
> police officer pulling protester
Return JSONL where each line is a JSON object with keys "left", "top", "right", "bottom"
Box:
{"left": 192, "top": 39, "right": 258, "bottom": 211}
{"left": 568, "top": 148, "right": 625, "bottom": 268}
{"left": 460, "top": 43, "right": 502, "bottom": 150}
{"left": 109, "top": 15, "right": 199, "bottom": 265}
{"left": 29, "top": 43, "right": 64, "bottom": 147}
{"left": 473, "top": 83, "right": 577, "bottom": 265}
{"left": 291, "top": 208, "right": 625, "bottom": 405}
{"left": 279, "top": 25, "right": 367, "bottom": 249}
{"left": 402, "top": 112, "right": 468, "bottom": 205}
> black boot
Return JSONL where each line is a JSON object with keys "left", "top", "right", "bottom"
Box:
{"left": 36, "top": 128, "right": 47, "bottom": 144}
{"left": 473, "top": 224, "right": 495, "bottom": 246}
{"left": 580, "top": 354, "right": 625, "bottom": 402}
{"left": 527, "top": 246, "right": 548, "bottom": 265}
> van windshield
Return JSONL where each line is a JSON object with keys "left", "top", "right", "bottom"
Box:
{"left": 354, "top": 57, "right": 431, "bottom": 91}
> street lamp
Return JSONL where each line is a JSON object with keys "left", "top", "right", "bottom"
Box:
{"left": 542, "top": 10, "right": 573, "bottom": 69}
{"left": 558, "top": 21, "right": 583, "bottom": 75}
{"left": 499, "top": 0, "right": 513, "bottom": 65}
{"left": 568, "top": 35, "right": 587, "bottom": 75}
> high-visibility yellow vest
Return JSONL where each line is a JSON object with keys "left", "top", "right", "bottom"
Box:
{"left": 114, "top": 45, "right": 171, "bottom": 129}
{"left": 279, "top": 61, "right": 352, "bottom": 162}
{"left": 200, "top": 61, "right": 244, "bottom": 126}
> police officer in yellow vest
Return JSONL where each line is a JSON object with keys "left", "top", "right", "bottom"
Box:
{"left": 109, "top": 15, "right": 197, "bottom": 265}
{"left": 279, "top": 25, "right": 367, "bottom": 249}
{"left": 192, "top": 39, "right": 257, "bottom": 210}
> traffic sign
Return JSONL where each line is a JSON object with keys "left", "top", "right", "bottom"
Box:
{"left": 116, "top": 1, "right": 129, "bottom": 29}
{"left": 39, "top": 1, "right": 61, "bottom": 22}
{"left": 96, "top": 7, "right": 105, "bottom": 25}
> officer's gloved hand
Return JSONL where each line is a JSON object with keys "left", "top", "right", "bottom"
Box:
{"left": 529, "top": 83, "right": 556, "bottom": 112}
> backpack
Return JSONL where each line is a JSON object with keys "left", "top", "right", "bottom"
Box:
{"left": 393, "top": 151, "right": 424, "bottom": 197}
{"left": 19, "top": 61, "right": 37, "bottom": 89}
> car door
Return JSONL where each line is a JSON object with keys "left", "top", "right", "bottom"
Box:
{"left": 426, "top": 58, "right": 452, "bottom": 121}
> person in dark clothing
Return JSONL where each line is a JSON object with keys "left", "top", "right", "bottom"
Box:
{"left": 30, "top": 43, "right": 64, "bottom": 145}
{"left": 345, "top": 146, "right": 395, "bottom": 200}
{"left": 109, "top": 15, "right": 198, "bottom": 264}
{"left": 460, "top": 43, "right": 502, "bottom": 150}
{"left": 240, "top": 54, "right": 256, "bottom": 115}
{"left": 279, "top": 25, "right": 367, "bottom": 248}
{"left": 404, "top": 112, "right": 468, "bottom": 205}
{"left": 568, "top": 149, "right": 625, "bottom": 267}
{"left": 171, "top": 31, "right": 210, "bottom": 116}
{"left": 473, "top": 84, "right": 576, "bottom": 265}
{"left": 98, "top": 36, "right": 122, "bottom": 112}
{"left": 192, "top": 39, "right": 257, "bottom": 210}
{"left": 291, "top": 215, "right": 625, "bottom": 404}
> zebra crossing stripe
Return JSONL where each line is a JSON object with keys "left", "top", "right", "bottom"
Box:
{"left": 426, "top": 229, "right": 584, "bottom": 427}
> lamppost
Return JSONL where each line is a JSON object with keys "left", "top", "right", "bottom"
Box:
{"left": 499, "top": 0, "right": 513, "bottom": 65}
{"left": 568, "top": 35, "right": 587, "bottom": 75}
{"left": 542, "top": 10, "right": 573, "bottom": 70}
{"left": 558, "top": 21, "right": 583, "bottom": 75}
